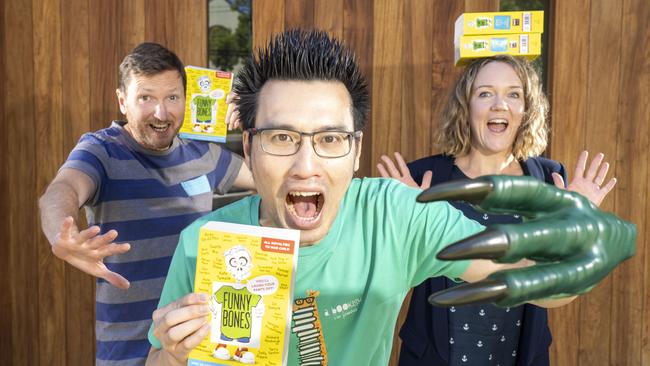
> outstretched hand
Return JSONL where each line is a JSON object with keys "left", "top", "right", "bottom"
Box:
{"left": 552, "top": 150, "right": 617, "bottom": 207}
{"left": 51, "top": 216, "right": 131, "bottom": 289}
{"left": 419, "top": 175, "right": 636, "bottom": 307}
{"left": 377, "top": 152, "right": 432, "bottom": 190}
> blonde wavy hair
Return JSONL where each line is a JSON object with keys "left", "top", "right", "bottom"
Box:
{"left": 435, "top": 55, "right": 549, "bottom": 160}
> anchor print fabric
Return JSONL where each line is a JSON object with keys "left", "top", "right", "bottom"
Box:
{"left": 447, "top": 281, "right": 524, "bottom": 366}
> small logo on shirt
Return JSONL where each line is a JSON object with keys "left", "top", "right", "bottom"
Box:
{"left": 322, "top": 297, "right": 361, "bottom": 320}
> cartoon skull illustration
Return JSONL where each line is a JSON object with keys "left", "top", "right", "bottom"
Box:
{"left": 225, "top": 245, "right": 253, "bottom": 282}
{"left": 197, "top": 75, "right": 212, "bottom": 93}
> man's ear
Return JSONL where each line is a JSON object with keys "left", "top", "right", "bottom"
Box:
{"left": 242, "top": 129, "right": 252, "bottom": 170}
{"left": 116, "top": 88, "right": 127, "bottom": 115}
{"left": 353, "top": 132, "right": 363, "bottom": 172}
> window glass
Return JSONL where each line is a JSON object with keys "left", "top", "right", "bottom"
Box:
{"left": 208, "top": 0, "right": 253, "bottom": 207}
{"left": 208, "top": 0, "right": 252, "bottom": 73}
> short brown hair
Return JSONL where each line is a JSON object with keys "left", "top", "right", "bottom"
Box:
{"left": 435, "top": 55, "right": 549, "bottom": 160}
{"left": 118, "top": 42, "right": 186, "bottom": 92}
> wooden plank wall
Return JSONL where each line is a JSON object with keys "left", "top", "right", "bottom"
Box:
{"left": 1, "top": 1, "right": 648, "bottom": 365}
{"left": 547, "top": 0, "right": 650, "bottom": 365}
{"left": 1, "top": 1, "right": 206, "bottom": 365}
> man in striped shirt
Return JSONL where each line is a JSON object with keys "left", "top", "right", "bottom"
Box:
{"left": 39, "top": 42, "right": 253, "bottom": 366}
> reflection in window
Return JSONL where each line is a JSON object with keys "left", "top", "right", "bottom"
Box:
{"left": 500, "top": 0, "right": 550, "bottom": 87}
{"left": 208, "top": 0, "right": 252, "bottom": 73}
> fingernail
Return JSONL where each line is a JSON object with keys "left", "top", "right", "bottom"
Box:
{"left": 417, "top": 179, "right": 493, "bottom": 204}
{"left": 428, "top": 279, "right": 508, "bottom": 306}
{"left": 200, "top": 305, "right": 210, "bottom": 314}
{"left": 437, "top": 228, "right": 509, "bottom": 260}
{"left": 198, "top": 293, "right": 208, "bottom": 302}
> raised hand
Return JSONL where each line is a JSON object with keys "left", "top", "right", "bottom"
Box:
{"left": 225, "top": 92, "right": 241, "bottom": 131}
{"left": 552, "top": 150, "right": 617, "bottom": 207}
{"left": 151, "top": 293, "right": 211, "bottom": 364}
{"left": 377, "top": 152, "right": 432, "bottom": 189}
{"left": 418, "top": 175, "right": 636, "bottom": 307}
{"left": 51, "top": 216, "right": 131, "bottom": 289}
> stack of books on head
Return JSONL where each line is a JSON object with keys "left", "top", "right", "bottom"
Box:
{"left": 454, "top": 10, "right": 543, "bottom": 66}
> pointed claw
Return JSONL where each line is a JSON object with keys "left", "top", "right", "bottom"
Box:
{"left": 417, "top": 179, "right": 494, "bottom": 204}
{"left": 428, "top": 279, "right": 508, "bottom": 306}
{"left": 437, "top": 228, "right": 509, "bottom": 260}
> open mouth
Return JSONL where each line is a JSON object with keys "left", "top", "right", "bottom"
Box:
{"left": 487, "top": 118, "right": 508, "bottom": 133}
{"left": 150, "top": 123, "right": 171, "bottom": 134}
{"left": 285, "top": 191, "right": 324, "bottom": 228}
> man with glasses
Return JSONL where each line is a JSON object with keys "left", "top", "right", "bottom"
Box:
{"left": 145, "top": 30, "right": 635, "bottom": 366}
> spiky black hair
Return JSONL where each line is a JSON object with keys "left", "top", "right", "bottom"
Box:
{"left": 234, "top": 29, "right": 370, "bottom": 131}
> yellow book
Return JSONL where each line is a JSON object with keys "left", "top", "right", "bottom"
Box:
{"left": 455, "top": 10, "right": 544, "bottom": 42}
{"left": 188, "top": 221, "right": 300, "bottom": 366}
{"left": 179, "top": 66, "right": 233, "bottom": 143}
{"left": 455, "top": 33, "right": 542, "bottom": 66}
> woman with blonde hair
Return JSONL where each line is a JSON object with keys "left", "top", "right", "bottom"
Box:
{"left": 379, "top": 55, "right": 616, "bottom": 366}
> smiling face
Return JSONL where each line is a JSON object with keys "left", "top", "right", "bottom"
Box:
{"left": 468, "top": 61, "right": 525, "bottom": 157}
{"left": 243, "top": 80, "right": 362, "bottom": 246}
{"left": 116, "top": 69, "right": 185, "bottom": 151}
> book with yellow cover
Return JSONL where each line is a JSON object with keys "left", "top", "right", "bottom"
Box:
{"left": 455, "top": 33, "right": 542, "bottom": 66}
{"left": 455, "top": 11, "right": 544, "bottom": 41}
{"left": 188, "top": 221, "right": 300, "bottom": 366}
{"left": 179, "top": 66, "right": 233, "bottom": 143}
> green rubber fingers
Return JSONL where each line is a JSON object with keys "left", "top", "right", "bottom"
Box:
{"left": 419, "top": 175, "right": 637, "bottom": 307}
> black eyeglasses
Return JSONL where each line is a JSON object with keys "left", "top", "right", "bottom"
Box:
{"left": 247, "top": 128, "right": 361, "bottom": 158}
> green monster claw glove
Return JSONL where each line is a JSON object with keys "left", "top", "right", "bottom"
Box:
{"left": 418, "top": 175, "right": 637, "bottom": 307}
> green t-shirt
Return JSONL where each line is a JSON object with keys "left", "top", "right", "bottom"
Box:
{"left": 148, "top": 178, "right": 484, "bottom": 365}
{"left": 214, "top": 285, "right": 261, "bottom": 340}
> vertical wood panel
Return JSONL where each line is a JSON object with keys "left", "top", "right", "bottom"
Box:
{"left": 464, "top": 0, "right": 500, "bottom": 13}
{"left": 400, "top": 0, "right": 433, "bottom": 162}
{"left": 89, "top": 0, "right": 120, "bottom": 131}
{"left": 612, "top": 0, "right": 649, "bottom": 364}
{"left": 576, "top": 1, "right": 623, "bottom": 364}
{"left": 0, "top": 0, "right": 11, "bottom": 364}
{"left": 33, "top": 0, "right": 66, "bottom": 364}
{"left": 168, "top": 0, "right": 208, "bottom": 66}
{"left": 343, "top": 0, "right": 373, "bottom": 178}
{"left": 119, "top": 0, "right": 145, "bottom": 54}
{"left": 5, "top": 0, "right": 38, "bottom": 364}
{"left": 635, "top": 2, "right": 650, "bottom": 364}
{"left": 144, "top": 0, "right": 207, "bottom": 64}
{"left": 314, "top": 0, "right": 343, "bottom": 40}
{"left": 371, "top": 0, "right": 403, "bottom": 168}
{"left": 62, "top": 0, "right": 95, "bottom": 364}
{"left": 145, "top": 0, "right": 169, "bottom": 47}
{"left": 252, "top": 0, "right": 285, "bottom": 50}
{"left": 429, "top": 0, "right": 465, "bottom": 156}
{"left": 285, "top": 0, "right": 314, "bottom": 29}
{"left": 547, "top": 0, "right": 590, "bottom": 363}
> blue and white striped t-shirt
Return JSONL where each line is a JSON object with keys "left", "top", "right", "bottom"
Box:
{"left": 61, "top": 121, "right": 242, "bottom": 366}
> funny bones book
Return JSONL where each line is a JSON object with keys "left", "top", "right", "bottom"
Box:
{"left": 179, "top": 66, "right": 233, "bottom": 143}
{"left": 188, "top": 221, "right": 300, "bottom": 366}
